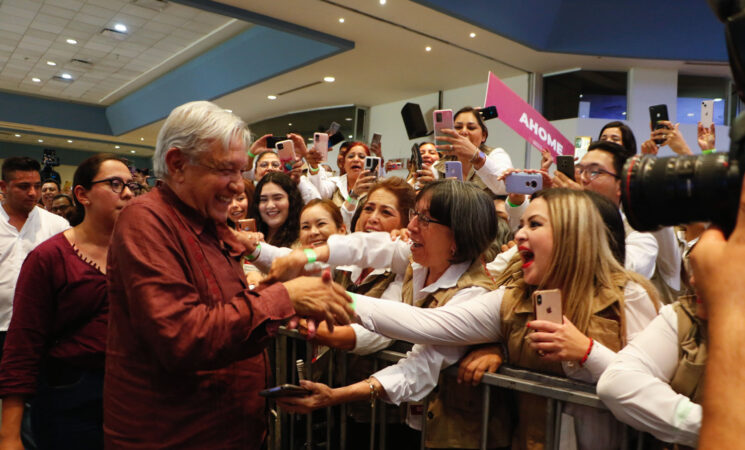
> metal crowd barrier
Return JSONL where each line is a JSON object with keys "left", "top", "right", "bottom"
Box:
{"left": 270, "top": 328, "right": 648, "bottom": 450}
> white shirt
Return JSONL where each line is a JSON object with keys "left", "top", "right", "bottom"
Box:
{"left": 623, "top": 212, "right": 659, "bottom": 279}
{"left": 0, "top": 205, "right": 69, "bottom": 330}
{"left": 307, "top": 171, "right": 356, "bottom": 229}
{"left": 432, "top": 147, "right": 513, "bottom": 195}
{"left": 597, "top": 304, "right": 701, "bottom": 447}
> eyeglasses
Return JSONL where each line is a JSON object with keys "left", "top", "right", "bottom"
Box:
{"left": 194, "top": 161, "right": 247, "bottom": 181}
{"left": 408, "top": 209, "right": 444, "bottom": 227}
{"left": 90, "top": 177, "right": 141, "bottom": 194}
{"left": 575, "top": 164, "right": 618, "bottom": 181}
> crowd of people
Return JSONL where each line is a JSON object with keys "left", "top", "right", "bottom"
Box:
{"left": 0, "top": 98, "right": 741, "bottom": 449}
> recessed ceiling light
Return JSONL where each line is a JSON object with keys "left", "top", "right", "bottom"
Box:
{"left": 687, "top": 113, "right": 695, "bottom": 117}
{"left": 469, "top": 32, "right": 476, "bottom": 38}
{"left": 38, "top": 139, "right": 44, "bottom": 143}
{"left": 66, "top": 38, "right": 77, "bottom": 45}
{"left": 339, "top": 18, "right": 345, "bottom": 23}
{"left": 348, "top": 135, "right": 353, "bottom": 139}
{"left": 114, "top": 23, "right": 127, "bottom": 32}
{"left": 345, "top": 117, "right": 353, "bottom": 121}
{"left": 267, "top": 95, "right": 277, "bottom": 100}
{"left": 714, "top": 98, "right": 723, "bottom": 102}
{"left": 288, "top": 122, "right": 292, "bottom": 126}
{"left": 115, "top": 145, "right": 120, "bottom": 149}
{"left": 323, "top": 76, "right": 335, "bottom": 82}
{"left": 380, "top": 0, "right": 386, "bottom": 4}
{"left": 32, "top": 77, "right": 41, "bottom": 83}
{"left": 130, "top": 150, "right": 136, "bottom": 154}
{"left": 67, "top": 139, "right": 73, "bottom": 143}
{"left": 425, "top": 46, "right": 432, "bottom": 52}
{"left": 46, "top": 61, "right": 56, "bottom": 66}
{"left": 622, "top": 112, "right": 627, "bottom": 116}
{"left": 61, "top": 73, "right": 72, "bottom": 80}
{"left": 14, "top": 134, "right": 21, "bottom": 137}
{"left": 140, "top": 137, "right": 144, "bottom": 141}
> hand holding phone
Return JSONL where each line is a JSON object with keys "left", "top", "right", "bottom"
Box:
{"left": 434, "top": 109, "right": 454, "bottom": 147}
{"left": 478, "top": 105, "right": 498, "bottom": 121}
{"left": 276, "top": 140, "right": 296, "bottom": 172}
{"left": 410, "top": 143, "right": 423, "bottom": 171}
{"left": 556, "top": 155, "right": 575, "bottom": 181}
{"left": 649, "top": 104, "right": 670, "bottom": 145}
{"left": 314, "top": 133, "right": 329, "bottom": 162}
{"left": 445, "top": 161, "right": 463, "bottom": 181}
{"left": 259, "top": 384, "right": 311, "bottom": 398}
{"left": 505, "top": 172, "right": 542, "bottom": 195}
{"left": 364, "top": 156, "right": 381, "bottom": 178}
{"left": 701, "top": 100, "right": 714, "bottom": 128}
{"left": 533, "top": 289, "right": 563, "bottom": 324}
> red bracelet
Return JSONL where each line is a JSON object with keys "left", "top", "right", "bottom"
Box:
{"left": 579, "top": 338, "right": 594, "bottom": 366}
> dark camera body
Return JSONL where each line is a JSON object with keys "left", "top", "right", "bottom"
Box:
{"left": 621, "top": 112, "right": 745, "bottom": 236}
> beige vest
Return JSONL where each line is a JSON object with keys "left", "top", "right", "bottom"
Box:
{"left": 402, "top": 259, "right": 512, "bottom": 449}
{"left": 334, "top": 268, "right": 396, "bottom": 299}
{"left": 499, "top": 282, "right": 625, "bottom": 450}
{"left": 433, "top": 146, "right": 495, "bottom": 193}
{"left": 670, "top": 296, "right": 707, "bottom": 404}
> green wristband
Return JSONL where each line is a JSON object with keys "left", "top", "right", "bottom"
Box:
{"left": 246, "top": 242, "right": 261, "bottom": 261}
{"left": 304, "top": 248, "right": 317, "bottom": 264}
{"left": 506, "top": 198, "right": 520, "bottom": 208}
{"left": 702, "top": 149, "right": 716, "bottom": 154}
{"left": 308, "top": 165, "right": 320, "bottom": 174}
{"left": 347, "top": 291, "right": 358, "bottom": 311}
{"left": 346, "top": 195, "right": 358, "bottom": 205}
{"left": 247, "top": 150, "right": 256, "bottom": 158}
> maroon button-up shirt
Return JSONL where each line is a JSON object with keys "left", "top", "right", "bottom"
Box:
{"left": 104, "top": 185, "right": 294, "bottom": 449}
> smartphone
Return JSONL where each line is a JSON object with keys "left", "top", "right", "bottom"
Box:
{"left": 326, "top": 121, "right": 341, "bottom": 136}
{"left": 433, "top": 109, "right": 454, "bottom": 147}
{"left": 314, "top": 132, "right": 329, "bottom": 162}
{"left": 364, "top": 156, "right": 381, "bottom": 178}
{"left": 371, "top": 133, "right": 382, "bottom": 148}
{"left": 445, "top": 161, "right": 463, "bottom": 181}
{"left": 532, "top": 289, "right": 563, "bottom": 324}
{"left": 649, "top": 104, "right": 670, "bottom": 145}
{"left": 237, "top": 218, "right": 256, "bottom": 232}
{"left": 410, "top": 143, "right": 423, "bottom": 171}
{"left": 265, "top": 136, "right": 284, "bottom": 149}
{"left": 701, "top": 100, "right": 714, "bottom": 128}
{"left": 505, "top": 172, "right": 542, "bottom": 195}
{"left": 275, "top": 140, "right": 295, "bottom": 172}
{"left": 479, "top": 105, "right": 498, "bottom": 121}
{"left": 259, "top": 384, "right": 311, "bottom": 398}
{"left": 556, "top": 155, "right": 575, "bottom": 181}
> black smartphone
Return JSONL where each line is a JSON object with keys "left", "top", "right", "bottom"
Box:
{"left": 371, "top": 133, "right": 382, "bottom": 148}
{"left": 649, "top": 104, "right": 670, "bottom": 145}
{"left": 365, "top": 156, "right": 381, "bottom": 178}
{"left": 265, "top": 136, "right": 284, "bottom": 149}
{"left": 479, "top": 105, "right": 498, "bottom": 121}
{"left": 259, "top": 384, "right": 311, "bottom": 398}
{"left": 410, "top": 143, "right": 423, "bottom": 171}
{"left": 556, "top": 155, "right": 575, "bottom": 181}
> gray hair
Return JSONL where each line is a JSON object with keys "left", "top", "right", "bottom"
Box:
{"left": 152, "top": 101, "right": 250, "bottom": 178}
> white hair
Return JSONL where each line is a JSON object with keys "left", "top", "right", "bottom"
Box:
{"left": 152, "top": 101, "right": 250, "bottom": 178}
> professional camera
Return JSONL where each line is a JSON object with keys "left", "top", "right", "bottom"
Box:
{"left": 621, "top": 1, "right": 745, "bottom": 236}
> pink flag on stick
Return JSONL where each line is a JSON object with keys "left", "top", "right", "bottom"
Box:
{"left": 484, "top": 72, "right": 574, "bottom": 158}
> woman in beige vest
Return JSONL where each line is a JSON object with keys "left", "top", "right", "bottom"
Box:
{"left": 273, "top": 180, "right": 505, "bottom": 448}
{"left": 283, "top": 189, "right": 659, "bottom": 449}
{"left": 597, "top": 284, "right": 705, "bottom": 449}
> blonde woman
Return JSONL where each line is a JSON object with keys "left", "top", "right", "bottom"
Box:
{"left": 280, "top": 189, "right": 659, "bottom": 449}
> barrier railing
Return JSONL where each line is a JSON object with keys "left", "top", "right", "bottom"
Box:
{"left": 270, "top": 328, "right": 647, "bottom": 450}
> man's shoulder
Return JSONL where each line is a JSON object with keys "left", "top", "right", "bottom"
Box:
{"left": 36, "top": 207, "right": 70, "bottom": 232}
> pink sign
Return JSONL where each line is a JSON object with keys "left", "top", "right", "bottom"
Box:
{"left": 484, "top": 72, "right": 574, "bottom": 158}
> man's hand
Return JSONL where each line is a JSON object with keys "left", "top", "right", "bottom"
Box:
{"left": 697, "top": 122, "right": 716, "bottom": 151}
{"left": 551, "top": 171, "right": 582, "bottom": 190}
{"left": 283, "top": 270, "right": 353, "bottom": 332}
{"left": 458, "top": 345, "right": 504, "bottom": 386}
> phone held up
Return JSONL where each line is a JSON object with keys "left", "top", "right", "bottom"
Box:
{"left": 275, "top": 140, "right": 296, "bottom": 172}
{"left": 365, "top": 156, "right": 381, "bottom": 178}
{"left": 532, "top": 289, "right": 563, "bottom": 324}
{"left": 433, "top": 109, "right": 454, "bottom": 147}
{"left": 505, "top": 172, "right": 542, "bottom": 195}
{"left": 700, "top": 100, "right": 714, "bottom": 129}
{"left": 478, "top": 105, "right": 498, "bottom": 121}
{"left": 237, "top": 218, "right": 256, "bottom": 232}
{"left": 648, "top": 104, "right": 670, "bottom": 145}
{"left": 556, "top": 155, "right": 575, "bottom": 181}
{"left": 445, "top": 161, "right": 463, "bottom": 181}
{"left": 314, "top": 132, "right": 329, "bottom": 162}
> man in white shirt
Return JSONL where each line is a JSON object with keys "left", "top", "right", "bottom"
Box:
{"left": 553, "top": 141, "right": 681, "bottom": 294}
{"left": 0, "top": 157, "right": 69, "bottom": 361}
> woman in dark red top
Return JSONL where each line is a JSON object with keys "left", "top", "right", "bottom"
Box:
{"left": 0, "top": 154, "right": 137, "bottom": 449}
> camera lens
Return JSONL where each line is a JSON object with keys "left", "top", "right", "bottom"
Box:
{"left": 621, "top": 153, "right": 740, "bottom": 232}
{"left": 277, "top": 143, "right": 283, "bottom": 150}
{"left": 530, "top": 181, "right": 537, "bottom": 188}
{"left": 536, "top": 295, "right": 542, "bottom": 305}
{"left": 436, "top": 113, "right": 442, "bottom": 121}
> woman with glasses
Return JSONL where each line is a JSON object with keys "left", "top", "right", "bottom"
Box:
{"left": 269, "top": 180, "right": 506, "bottom": 448}
{"left": 0, "top": 154, "right": 136, "bottom": 449}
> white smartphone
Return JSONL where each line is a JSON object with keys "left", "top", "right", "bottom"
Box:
{"left": 314, "top": 132, "right": 329, "bottom": 162}
{"left": 444, "top": 161, "right": 463, "bottom": 181}
{"left": 701, "top": 100, "right": 714, "bottom": 128}
{"left": 275, "top": 139, "right": 295, "bottom": 172}
{"left": 533, "top": 289, "right": 563, "bottom": 324}
{"left": 433, "top": 109, "right": 454, "bottom": 147}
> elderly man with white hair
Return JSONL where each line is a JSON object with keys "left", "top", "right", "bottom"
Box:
{"left": 104, "top": 101, "right": 353, "bottom": 448}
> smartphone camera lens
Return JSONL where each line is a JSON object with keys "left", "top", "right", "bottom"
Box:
{"left": 536, "top": 295, "right": 542, "bottom": 305}
{"left": 436, "top": 113, "right": 442, "bottom": 121}
{"left": 277, "top": 143, "right": 283, "bottom": 150}
{"left": 530, "top": 181, "right": 537, "bottom": 188}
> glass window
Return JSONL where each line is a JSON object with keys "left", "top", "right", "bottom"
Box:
{"left": 676, "top": 75, "right": 730, "bottom": 125}
{"left": 543, "top": 70, "right": 628, "bottom": 121}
